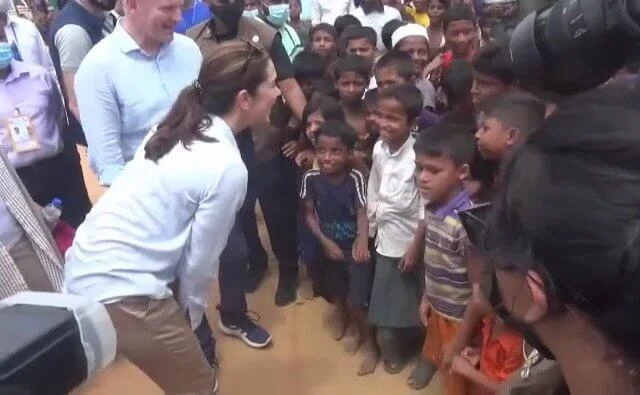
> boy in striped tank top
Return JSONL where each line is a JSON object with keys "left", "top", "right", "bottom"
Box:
{"left": 412, "top": 124, "right": 477, "bottom": 394}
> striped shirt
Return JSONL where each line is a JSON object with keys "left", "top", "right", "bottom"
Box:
{"left": 423, "top": 190, "right": 473, "bottom": 322}
{"left": 0, "top": 149, "right": 64, "bottom": 299}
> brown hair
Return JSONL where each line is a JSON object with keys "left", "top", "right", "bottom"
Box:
{"left": 145, "top": 40, "right": 270, "bottom": 162}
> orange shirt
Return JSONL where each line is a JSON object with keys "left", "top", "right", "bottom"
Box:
{"left": 478, "top": 315, "right": 524, "bottom": 393}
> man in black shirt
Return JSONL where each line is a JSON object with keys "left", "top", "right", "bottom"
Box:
{"left": 188, "top": 0, "right": 307, "bottom": 349}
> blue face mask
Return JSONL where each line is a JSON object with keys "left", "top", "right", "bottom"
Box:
{"left": 266, "top": 4, "right": 289, "bottom": 27}
{"left": 0, "top": 42, "right": 13, "bottom": 69}
{"left": 242, "top": 8, "right": 260, "bottom": 18}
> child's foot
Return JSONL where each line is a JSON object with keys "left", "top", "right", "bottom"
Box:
{"left": 342, "top": 333, "right": 364, "bottom": 356}
{"left": 407, "top": 358, "right": 438, "bottom": 390}
{"left": 357, "top": 340, "right": 380, "bottom": 376}
{"left": 381, "top": 340, "right": 406, "bottom": 374}
{"left": 327, "top": 309, "right": 347, "bottom": 340}
{"left": 298, "top": 278, "right": 317, "bottom": 302}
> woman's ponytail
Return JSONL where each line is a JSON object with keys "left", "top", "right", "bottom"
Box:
{"left": 144, "top": 82, "right": 215, "bottom": 162}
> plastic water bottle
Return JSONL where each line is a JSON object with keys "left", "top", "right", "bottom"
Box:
{"left": 43, "top": 198, "right": 63, "bottom": 229}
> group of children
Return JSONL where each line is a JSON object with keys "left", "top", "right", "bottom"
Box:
{"left": 280, "top": 1, "right": 551, "bottom": 393}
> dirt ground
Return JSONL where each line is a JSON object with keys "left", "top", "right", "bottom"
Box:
{"left": 72, "top": 148, "right": 444, "bottom": 395}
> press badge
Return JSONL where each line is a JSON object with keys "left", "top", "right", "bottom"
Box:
{"left": 4, "top": 111, "right": 40, "bottom": 153}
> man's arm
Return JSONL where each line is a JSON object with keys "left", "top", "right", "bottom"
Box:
{"left": 270, "top": 34, "right": 307, "bottom": 120}
{"left": 29, "top": 20, "right": 56, "bottom": 77}
{"left": 74, "top": 56, "right": 125, "bottom": 186}
{"left": 54, "top": 25, "right": 94, "bottom": 121}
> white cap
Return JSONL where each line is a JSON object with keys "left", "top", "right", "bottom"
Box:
{"left": 391, "top": 23, "right": 429, "bottom": 49}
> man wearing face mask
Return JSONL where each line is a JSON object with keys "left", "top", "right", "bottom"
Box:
{"left": 0, "top": 0, "right": 56, "bottom": 77}
{"left": 188, "top": 0, "right": 307, "bottom": 348}
{"left": 245, "top": 0, "right": 303, "bottom": 61}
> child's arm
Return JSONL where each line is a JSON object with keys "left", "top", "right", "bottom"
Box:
{"left": 353, "top": 206, "right": 370, "bottom": 263}
{"left": 302, "top": 198, "right": 344, "bottom": 260}
{"left": 442, "top": 285, "right": 487, "bottom": 368}
{"left": 366, "top": 147, "right": 381, "bottom": 237}
{"left": 400, "top": 218, "right": 426, "bottom": 273}
{"left": 451, "top": 355, "right": 500, "bottom": 392}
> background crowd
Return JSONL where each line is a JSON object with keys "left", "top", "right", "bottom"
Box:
{"left": 1, "top": 0, "right": 640, "bottom": 394}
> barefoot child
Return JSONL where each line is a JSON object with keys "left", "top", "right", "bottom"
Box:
{"left": 300, "top": 121, "right": 373, "bottom": 348}
{"left": 333, "top": 55, "right": 373, "bottom": 173}
{"left": 365, "top": 84, "right": 425, "bottom": 376}
{"left": 413, "top": 125, "right": 477, "bottom": 394}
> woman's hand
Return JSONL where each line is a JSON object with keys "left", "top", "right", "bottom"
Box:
{"left": 295, "top": 149, "right": 315, "bottom": 168}
{"left": 442, "top": 338, "right": 467, "bottom": 370}
{"left": 460, "top": 346, "right": 481, "bottom": 368}
{"left": 323, "top": 239, "right": 344, "bottom": 261}
{"left": 352, "top": 236, "right": 370, "bottom": 263}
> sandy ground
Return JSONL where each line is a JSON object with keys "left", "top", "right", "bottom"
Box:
{"left": 71, "top": 148, "right": 444, "bottom": 395}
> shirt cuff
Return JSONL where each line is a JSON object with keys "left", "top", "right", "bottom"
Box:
{"left": 98, "top": 164, "right": 124, "bottom": 186}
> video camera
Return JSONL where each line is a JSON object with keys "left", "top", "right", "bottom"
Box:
{"left": 509, "top": 0, "right": 640, "bottom": 95}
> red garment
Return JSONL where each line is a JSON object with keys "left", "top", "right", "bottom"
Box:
{"left": 442, "top": 49, "right": 476, "bottom": 70}
{"left": 53, "top": 220, "right": 75, "bottom": 255}
{"left": 478, "top": 315, "right": 524, "bottom": 393}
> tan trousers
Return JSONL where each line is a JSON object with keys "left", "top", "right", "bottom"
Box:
{"left": 105, "top": 297, "right": 215, "bottom": 395}
{"left": 11, "top": 235, "right": 55, "bottom": 292}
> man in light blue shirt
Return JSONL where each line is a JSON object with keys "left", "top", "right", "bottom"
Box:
{"left": 75, "top": 0, "right": 202, "bottom": 185}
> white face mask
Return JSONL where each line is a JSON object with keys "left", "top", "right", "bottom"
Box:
{"left": 242, "top": 9, "right": 260, "bottom": 19}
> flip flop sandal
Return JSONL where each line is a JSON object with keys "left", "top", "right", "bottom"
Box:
{"left": 407, "top": 358, "right": 438, "bottom": 390}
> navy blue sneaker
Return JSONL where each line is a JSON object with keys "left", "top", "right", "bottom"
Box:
{"left": 218, "top": 312, "right": 272, "bottom": 349}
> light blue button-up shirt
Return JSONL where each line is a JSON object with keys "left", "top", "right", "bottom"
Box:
{"left": 74, "top": 22, "right": 202, "bottom": 185}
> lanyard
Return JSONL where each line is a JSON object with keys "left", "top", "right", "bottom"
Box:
{"left": 9, "top": 23, "right": 23, "bottom": 62}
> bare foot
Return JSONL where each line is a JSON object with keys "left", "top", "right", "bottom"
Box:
{"left": 298, "top": 278, "right": 316, "bottom": 302}
{"left": 343, "top": 333, "right": 364, "bottom": 356}
{"left": 357, "top": 340, "right": 380, "bottom": 376}
{"left": 327, "top": 308, "right": 347, "bottom": 340}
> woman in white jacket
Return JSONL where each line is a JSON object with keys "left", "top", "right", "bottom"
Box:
{"left": 64, "top": 40, "right": 280, "bottom": 395}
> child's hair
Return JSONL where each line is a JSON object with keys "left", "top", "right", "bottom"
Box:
{"left": 382, "top": 19, "right": 408, "bottom": 51}
{"left": 334, "top": 14, "right": 362, "bottom": 38}
{"left": 332, "top": 54, "right": 372, "bottom": 82}
{"left": 486, "top": 92, "right": 547, "bottom": 136}
{"left": 293, "top": 50, "right": 326, "bottom": 80}
{"left": 302, "top": 94, "right": 346, "bottom": 127}
{"left": 473, "top": 42, "right": 516, "bottom": 84}
{"left": 478, "top": 15, "right": 499, "bottom": 27}
{"left": 310, "top": 23, "right": 338, "bottom": 42}
{"left": 443, "top": 4, "right": 477, "bottom": 31}
{"left": 311, "top": 78, "right": 339, "bottom": 99}
{"left": 341, "top": 25, "right": 378, "bottom": 50}
{"left": 316, "top": 120, "right": 357, "bottom": 150}
{"left": 442, "top": 59, "right": 474, "bottom": 106}
{"left": 378, "top": 84, "right": 424, "bottom": 122}
{"left": 375, "top": 50, "right": 415, "bottom": 81}
{"left": 414, "top": 124, "right": 476, "bottom": 167}
{"left": 364, "top": 88, "right": 379, "bottom": 106}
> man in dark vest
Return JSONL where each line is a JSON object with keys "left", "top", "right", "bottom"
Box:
{"left": 188, "top": 0, "right": 307, "bottom": 349}
{"left": 49, "top": 0, "right": 115, "bottom": 147}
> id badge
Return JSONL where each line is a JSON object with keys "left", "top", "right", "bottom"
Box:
{"left": 5, "top": 114, "right": 40, "bottom": 153}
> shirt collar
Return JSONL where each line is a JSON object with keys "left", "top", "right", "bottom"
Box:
{"left": 2, "top": 60, "right": 33, "bottom": 84}
{"left": 381, "top": 134, "right": 414, "bottom": 157}
{"left": 432, "top": 189, "right": 472, "bottom": 220}
{"left": 113, "top": 20, "right": 172, "bottom": 56}
{"left": 205, "top": 116, "right": 238, "bottom": 149}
